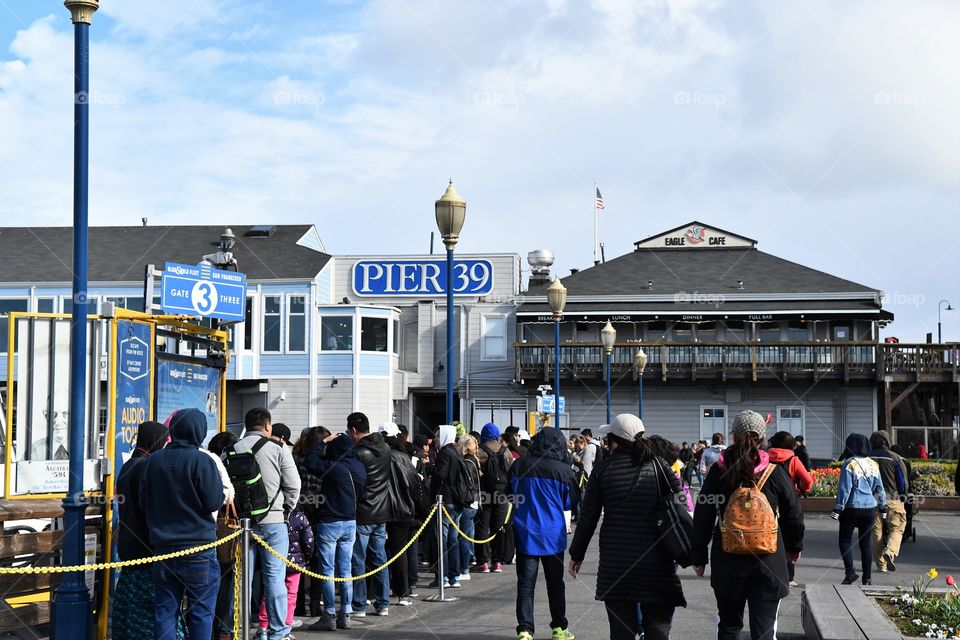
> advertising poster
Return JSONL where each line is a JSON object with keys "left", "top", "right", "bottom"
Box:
{"left": 114, "top": 320, "right": 152, "bottom": 475}
{"left": 155, "top": 359, "right": 221, "bottom": 442}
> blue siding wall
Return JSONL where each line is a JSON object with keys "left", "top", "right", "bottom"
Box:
{"left": 317, "top": 353, "right": 354, "bottom": 375}
{"left": 316, "top": 268, "right": 333, "bottom": 305}
{"left": 260, "top": 354, "right": 310, "bottom": 376}
{"left": 359, "top": 353, "right": 389, "bottom": 376}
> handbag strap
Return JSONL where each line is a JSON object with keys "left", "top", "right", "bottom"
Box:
{"left": 226, "top": 499, "right": 238, "bottom": 521}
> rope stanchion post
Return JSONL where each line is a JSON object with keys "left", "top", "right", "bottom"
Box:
{"left": 240, "top": 518, "right": 252, "bottom": 640}
{"left": 424, "top": 494, "right": 456, "bottom": 603}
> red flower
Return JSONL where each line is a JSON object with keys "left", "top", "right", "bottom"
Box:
{"left": 947, "top": 575, "right": 956, "bottom": 586}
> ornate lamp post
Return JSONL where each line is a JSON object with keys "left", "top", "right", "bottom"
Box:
{"left": 601, "top": 321, "right": 617, "bottom": 424}
{"left": 547, "top": 278, "right": 567, "bottom": 428}
{"left": 634, "top": 348, "right": 648, "bottom": 418}
{"left": 435, "top": 181, "right": 466, "bottom": 424}
{"left": 55, "top": 2, "right": 98, "bottom": 638}
{"left": 938, "top": 300, "right": 953, "bottom": 343}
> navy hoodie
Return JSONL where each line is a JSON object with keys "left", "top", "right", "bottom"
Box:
{"left": 140, "top": 409, "right": 224, "bottom": 550}
{"left": 305, "top": 434, "right": 367, "bottom": 522}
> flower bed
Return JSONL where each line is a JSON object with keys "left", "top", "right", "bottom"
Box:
{"left": 817, "top": 459, "right": 957, "bottom": 497}
{"left": 880, "top": 569, "right": 960, "bottom": 638}
{"left": 808, "top": 467, "right": 841, "bottom": 497}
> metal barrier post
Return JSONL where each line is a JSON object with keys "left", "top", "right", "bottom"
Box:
{"left": 241, "top": 518, "right": 252, "bottom": 639}
{"left": 424, "top": 494, "right": 457, "bottom": 602}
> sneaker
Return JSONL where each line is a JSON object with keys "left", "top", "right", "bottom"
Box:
{"left": 883, "top": 550, "right": 896, "bottom": 572}
{"left": 291, "top": 619, "right": 304, "bottom": 629}
{"left": 552, "top": 628, "right": 575, "bottom": 640}
{"left": 492, "top": 562, "right": 503, "bottom": 573}
{"left": 474, "top": 562, "right": 490, "bottom": 573}
{"left": 841, "top": 573, "right": 859, "bottom": 585}
{"left": 449, "top": 577, "right": 461, "bottom": 588}
{"left": 352, "top": 609, "right": 367, "bottom": 618}
{"left": 459, "top": 572, "right": 471, "bottom": 581}
{"left": 408, "top": 589, "right": 419, "bottom": 597}
{"left": 518, "top": 632, "right": 534, "bottom": 640}
{"left": 309, "top": 614, "right": 336, "bottom": 632}
{"left": 427, "top": 578, "right": 449, "bottom": 589}
{"left": 375, "top": 607, "right": 389, "bottom": 617}
{"left": 397, "top": 598, "right": 413, "bottom": 607}
{"left": 862, "top": 577, "right": 872, "bottom": 586}
{"left": 789, "top": 580, "right": 799, "bottom": 587}
{"left": 337, "top": 613, "right": 352, "bottom": 630}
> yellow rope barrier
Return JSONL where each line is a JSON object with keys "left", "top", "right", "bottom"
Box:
{"left": 0, "top": 530, "right": 243, "bottom": 574}
{"left": 441, "top": 502, "right": 513, "bottom": 545}
{"left": 251, "top": 503, "right": 439, "bottom": 582}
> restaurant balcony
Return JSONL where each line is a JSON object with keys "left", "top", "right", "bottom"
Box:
{"left": 514, "top": 342, "right": 959, "bottom": 385}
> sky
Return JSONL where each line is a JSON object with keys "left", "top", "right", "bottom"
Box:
{"left": 0, "top": 0, "right": 957, "bottom": 341}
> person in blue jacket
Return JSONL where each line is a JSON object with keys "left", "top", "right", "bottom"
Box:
{"left": 832, "top": 432, "right": 887, "bottom": 585}
{"left": 508, "top": 427, "right": 576, "bottom": 640}
{"left": 140, "top": 408, "right": 225, "bottom": 640}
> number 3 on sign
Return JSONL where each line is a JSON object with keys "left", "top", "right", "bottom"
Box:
{"left": 191, "top": 281, "right": 218, "bottom": 315}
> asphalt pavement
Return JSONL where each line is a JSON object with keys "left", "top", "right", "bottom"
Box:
{"left": 291, "top": 512, "right": 960, "bottom": 640}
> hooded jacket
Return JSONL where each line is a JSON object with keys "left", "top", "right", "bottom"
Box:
{"left": 477, "top": 423, "right": 513, "bottom": 495}
{"left": 691, "top": 448, "right": 804, "bottom": 601}
{"left": 140, "top": 409, "right": 224, "bottom": 550}
{"left": 431, "top": 424, "right": 463, "bottom": 501}
{"left": 507, "top": 428, "right": 575, "bottom": 556}
{"left": 767, "top": 447, "right": 814, "bottom": 496}
{"left": 699, "top": 443, "right": 726, "bottom": 476}
{"left": 869, "top": 430, "right": 908, "bottom": 498}
{"left": 115, "top": 421, "right": 168, "bottom": 561}
{"left": 836, "top": 433, "right": 887, "bottom": 512}
{"left": 353, "top": 432, "right": 392, "bottom": 525}
{"left": 304, "top": 434, "right": 367, "bottom": 522}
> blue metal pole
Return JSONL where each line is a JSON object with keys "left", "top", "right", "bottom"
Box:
{"left": 554, "top": 319, "right": 560, "bottom": 428}
{"left": 638, "top": 374, "right": 644, "bottom": 419}
{"left": 605, "top": 352, "right": 612, "bottom": 424}
{"left": 446, "top": 248, "right": 454, "bottom": 424}
{"left": 52, "top": 15, "right": 92, "bottom": 640}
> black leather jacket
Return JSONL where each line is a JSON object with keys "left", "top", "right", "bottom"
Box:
{"left": 355, "top": 433, "right": 392, "bottom": 525}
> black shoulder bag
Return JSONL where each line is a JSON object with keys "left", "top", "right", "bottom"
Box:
{"left": 652, "top": 457, "right": 695, "bottom": 568}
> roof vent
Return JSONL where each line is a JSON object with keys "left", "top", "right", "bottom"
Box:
{"left": 527, "top": 250, "right": 555, "bottom": 288}
{"left": 570, "top": 268, "right": 579, "bottom": 275}
{"left": 245, "top": 225, "right": 276, "bottom": 238}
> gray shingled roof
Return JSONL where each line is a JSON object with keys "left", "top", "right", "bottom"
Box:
{"left": 0, "top": 225, "right": 330, "bottom": 283}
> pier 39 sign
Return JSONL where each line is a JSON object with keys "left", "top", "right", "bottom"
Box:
{"left": 353, "top": 259, "right": 494, "bottom": 297}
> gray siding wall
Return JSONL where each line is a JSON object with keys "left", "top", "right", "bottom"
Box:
{"left": 266, "top": 378, "right": 310, "bottom": 427}
{"left": 314, "top": 377, "right": 354, "bottom": 428}
{"left": 359, "top": 378, "right": 391, "bottom": 426}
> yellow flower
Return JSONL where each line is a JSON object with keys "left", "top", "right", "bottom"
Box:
{"left": 928, "top": 568, "right": 939, "bottom": 580}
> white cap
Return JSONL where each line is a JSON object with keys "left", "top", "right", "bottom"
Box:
{"left": 519, "top": 429, "right": 531, "bottom": 442}
{"left": 379, "top": 421, "right": 400, "bottom": 437}
{"left": 597, "top": 414, "right": 645, "bottom": 441}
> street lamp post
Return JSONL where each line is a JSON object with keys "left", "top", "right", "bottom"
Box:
{"left": 55, "top": 2, "right": 98, "bottom": 638}
{"left": 435, "top": 181, "right": 466, "bottom": 425}
{"left": 601, "top": 321, "right": 617, "bottom": 424}
{"left": 547, "top": 279, "right": 567, "bottom": 428}
{"left": 938, "top": 300, "right": 953, "bottom": 344}
{"left": 634, "top": 348, "right": 648, "bottom": 419}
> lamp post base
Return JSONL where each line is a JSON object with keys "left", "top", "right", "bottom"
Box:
{"left": 51, "top": 498, "right": 91, "bottom": 639}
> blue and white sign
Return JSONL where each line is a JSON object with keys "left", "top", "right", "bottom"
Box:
{"left": 160, "top": 262, "right": 247, "bottom": 321}
{"left": 538, "top": 395, "right": 565, "bottom": 414}
{"left": 353, "top": 259, "right": 494, "bottom": 297}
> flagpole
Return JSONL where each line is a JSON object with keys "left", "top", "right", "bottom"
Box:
{"left": 593, "top": 182, "right": 598, "bottom": 265}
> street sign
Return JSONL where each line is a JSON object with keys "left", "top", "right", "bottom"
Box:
{"left": 160, "top": 262, "right": 247, "bottom": 321}
{"left": 538, "top": 394, "right": 565, "bottom": 414}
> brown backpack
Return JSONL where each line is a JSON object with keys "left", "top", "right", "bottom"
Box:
{"left": 720, "top": 464, "right": 779, "bottom": 555}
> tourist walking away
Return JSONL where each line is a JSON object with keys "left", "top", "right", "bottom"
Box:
{"left": 580, "top": 429, "right": 600, "bottom": 477}
{"left": 698, "top": 432, "right": 726, "bottom": 478}
{"left": 113, "top": 421, "right": 182, "bottom": 640}
{"left": 141, "top": 409, "right": 225, "bottom": 640}
{"left": 227, "top": 408, "right": 302, "bottom": 640}
{"left": 458, "top": 434, "right": 482, "bottom": 580}
{"left": 475, "top": 422, "right": 513, "bottom": 573}
{"left": 570, "top": 416, "right": 687, "bottom": 640}
{"left": 646, "top": 434, "right": 694, "bottom": 512}
{"left": 794, "top": 435, "right": 812, "bottom": 471}
{"left": 347, "top": 411, "right": 393, "bottom": 616}
{"left": 692, "top": 410, "right": 804, "bottom": 640}
{"left": 257, "top": 508, "right": 314, "bottom": 634}
{"left": 508, "top": 427, "right": 576, "bottom": 640}
{"left": 305, "top": 430, "right": 367, "bottom": 631}
{"left": 869, "top": 430, "right": 908, "bottom": 573}
{"left": 208, "top": 430, "right": 239, "bottom": 640}
{"left": 430, "top": 423, "right": 469, "bottom": 588}
{"left": 767, "top": 432, "right": 813, "bottom": 496}
{"left": 381, "top": 422, "right": 421, "bottom": 606}
{"left": 833, "top": 433, "right": 887, "bottom": 585}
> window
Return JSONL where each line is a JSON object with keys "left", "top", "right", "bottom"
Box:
{"left": 62, "top": 295, "right": 97, "bottom": 315}
{"left": 777, "top": 406, "right": 804, "bottom": 437}
{"left": 287, "top": 296, "right": 306, "bottom": 352}
{"left": 481, "top": 314, "right": 507, "bottom": 360}
{"left": 242, "top": 297, "right": 254, "bottom": 351}
{"left": 0, "top": 299, "right": 29, "bottom": 352}
{"left": 392, "top": 319, "right": 400, "bottom": 355}
{"left": 321, "top": 317, "right": 353, "bottom": 351}
{"left": 360, "top": 317, "right": 388, "bottom": 352}
{"left": 35, "top": 298, "right": 55, "bottom": 313}
{"left": 833, "top": 325, "right": 849, "bottom": 341}
{"left": 262, "top": 295, "right": 281, "bottom": 352}
{"left": 700, "top": 406, "right": 727, "bottom": 441}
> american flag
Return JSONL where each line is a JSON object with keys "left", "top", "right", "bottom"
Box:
{"left": 595, "top": 187, "right": 605, "bottom": 210}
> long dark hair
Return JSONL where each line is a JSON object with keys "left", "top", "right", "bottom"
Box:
{"left": 646, "top": 434, "right": 679, "bottom": 466}
{"left": 723, "top": 432, "right": 762, "bottom": 488}
{"left": 293, "top": 426, "right": 330, "bottom": 457}
{"left": 609, "top": 434, "right": 653, "bottom": 466}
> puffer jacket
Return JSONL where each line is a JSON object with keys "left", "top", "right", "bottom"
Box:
{"left": 286, "top": 510, "right": 315, "bottom": 573}
{"left": 355, "top": 432, "right": 392, "bottom": 525}
{"left": 691, "top": 449, "right": 804, "bottom": 602}
{"left": 569, "top": 448, "right": 686, "bottom": 607}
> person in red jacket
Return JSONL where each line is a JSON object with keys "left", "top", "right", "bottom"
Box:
{"left": 767, "top": 432, "right": 814, "bottom": 496}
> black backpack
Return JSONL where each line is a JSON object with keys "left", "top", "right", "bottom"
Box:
{"left": 448, "top": 454, "right": 477, "bottom": 509}
{"left": 223, "top": 437, "right": 281, "bottom": 523}
{"left": 480, "top": 443, "right": 509, "bottom": 495}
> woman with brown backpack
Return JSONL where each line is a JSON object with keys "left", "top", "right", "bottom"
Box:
{"left": 691, "top": 410, "right": 805, "bottom": 640}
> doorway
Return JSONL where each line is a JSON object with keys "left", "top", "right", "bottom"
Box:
{"left": 412, "top": 392, "right": 459, "bottom": 439}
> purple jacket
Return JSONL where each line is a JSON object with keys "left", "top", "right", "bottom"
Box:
{"left": 287, "top": 510, "right": 315, "bottom": 572}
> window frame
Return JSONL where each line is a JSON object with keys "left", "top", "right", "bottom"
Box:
{"left": 0, "top": 297, "right": 30, "bottom": 354}
{"left": 480, "top": 313, "right": 508, "bottom": 361}
{"left": 320, "top": 315, "right": 354, "bottom": 352}
{"left": 285, "top": 294, "right": 308, "bottom": 354}
{"left": 359, "top": 316, "right": 389, "bottom": 353}
{"left": 776, "top": 405, "right": 805, "bottom": 438}
{"left": 699, "top": 405, "right": 728, "bottom": 442}
{"left": 261, "top": 294, "right": 283, "bottom": 354}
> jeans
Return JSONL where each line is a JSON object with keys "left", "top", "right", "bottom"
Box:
{"left": 716, "top": 586, "right": 781, "bottom": 640}
{"left": 214, "top": 562, "right": 235, "bottom": 635}
{"left": 475, "top": 500, "right": 508, "bottom": 564}
{"left": 316, "top": 520, "right": 356, "bottom": 616}
{"left": 352, "top": 522, "right": 390, "bottom": 612}
{"left": 438, "top": 504, "right": 462, "bottom": 580}
{"left": 516, "top": 552, "right": 567, "bottom": 635}
{"left": 840, "top": 507, "right": 875, "bottom": 580}
{"left": 153, "top": 547, "right": 219, "bottom": 640}
{"left": 248, "top": 522, "right": 290, "bottom": 640}
{"left": 459, "top": 506, "right": 477, "bottom": 572}
{"left": 606, "top": 600, "right": 674, "bottom": 640}
{"left": 873, "top": 498, "right": 907, "bottom": 567}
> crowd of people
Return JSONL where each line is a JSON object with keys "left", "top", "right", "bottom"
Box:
{"left": 109, "top": 405, "right": 909, "bottom": 640}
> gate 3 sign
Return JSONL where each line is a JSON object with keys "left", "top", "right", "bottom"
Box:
{"left": 352, "top": 259, "right": 494, "bottom": 296}
{"left": 161, "top": 262, "right": 247, "bottom": 321}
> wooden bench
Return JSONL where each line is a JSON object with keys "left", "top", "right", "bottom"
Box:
{"left": 802, "top": 584, "right": 902, "bottom": 640}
